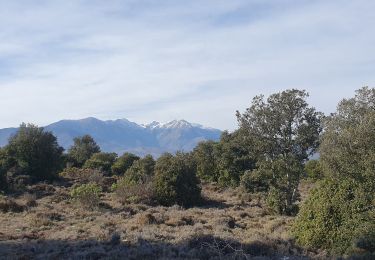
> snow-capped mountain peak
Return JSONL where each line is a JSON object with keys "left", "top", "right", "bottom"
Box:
{"left": 144, "top": 121, "right": 162, "bottom": 129}
{"left": 162, "top": 120, "right": 192, "bottom": 129}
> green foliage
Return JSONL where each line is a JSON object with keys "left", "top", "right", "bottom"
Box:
{"left": 192, "top": 130, "right": 255, "bottom": 187}
{"left": 292, "top": 178, "right": 375, "bottom": 255}
{"left": 236, "top": 89, "right": 323, "bottom": 162}
{"left": 240, "top": 168, "right": 271, "bottom": 194}
{"left": 264, "top": 156, "right": 302, "bottom": 215}
{"left": 304, "top": 160, "right": 323, "bottom": 180}
{"left": 293, "top": 87, "right": 375, "bottom": 256}
{"left": 83, "top": 152, "right": 117, "bottom": 173}
{"left": 0, "top": 148, "right": 10, "bottom": 191}
{"left": 193, "top": 141, "right": 220, "bottom": 182}
{"left": 111, "top": 152, "right": 140, "bottom": 175}
{"left": 154, "top": 152, "right": 201, "bottom": 207}
{"left": 67, "top": 135, "right": 100, "bottom": 167}
{"left": 123, "top": 156, "right": 155, "bottom": 185}
{"left": 5, "top": 123, "right": 64, "bottom": 181}
{"left": 216, "top": 130, "right": 256, "bottom": 187}
{"left": 138, "top": 154, "right": 156, "bottom": 176}
{"left": 70, "top": 183, "right": 102, "bottom": 210}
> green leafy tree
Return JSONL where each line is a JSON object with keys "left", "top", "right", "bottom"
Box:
{"left": 111, "top": 152, "right": 140, "bottom": 175}
{"left": 6, "top": 123, "right": 64, "bottom": 181}
{"left": 83, "top": 152, "right": 117, "bottom": 173}
{"left": 236, "top": 89, "right": 323, "bottom": 214}
{"left": 67, "top": 135, "right": 100, "bottom": 167}
{"left": 154, "top": 152, "right": 201, "bottom": 207}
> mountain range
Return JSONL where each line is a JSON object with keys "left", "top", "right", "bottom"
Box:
{"left": 0, "top": 118, "right": 222, "bottom": 157}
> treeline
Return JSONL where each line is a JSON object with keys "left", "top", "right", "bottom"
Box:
{"left": 0, "top": 87, "right": 374, "bottom": 257}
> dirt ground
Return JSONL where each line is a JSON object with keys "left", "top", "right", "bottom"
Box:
{"left": 0, "top": 179, "right": 323, "bottom": 259}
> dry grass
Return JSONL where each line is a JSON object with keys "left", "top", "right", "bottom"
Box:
{"left": 0, "top": 179, "right": 321, "bottom": 259}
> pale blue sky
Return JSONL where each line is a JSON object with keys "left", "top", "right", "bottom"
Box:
{"left": 0, "top": 0, "right": 374, "bottom": 130}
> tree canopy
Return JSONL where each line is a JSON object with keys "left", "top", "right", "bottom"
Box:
{"left": 6, "top": 123, "right": 64, "bottom": 180}
{"left": 67, "top": 135, "right": 101, "bottom": 167}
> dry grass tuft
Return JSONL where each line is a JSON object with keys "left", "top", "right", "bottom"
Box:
{"left": 22, "top": 193, "right": 38, "bottom": 208}
{"left": 0, "top": 197, "right": 24, "bottom": 213}
{"left": 136, "top": 213, "right": 158, "bottom": 225}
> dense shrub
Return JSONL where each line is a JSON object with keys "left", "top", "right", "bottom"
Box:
{"left": 154, "top": 153, "right": 201, "bottom": 207}
{"left": 138, "top": 155, "right": 156, "bottom": 176}
{"left": 292, "top": 178, "right": 375, "bottom": 255}
{"left": 193, "top": 141, "right": 220, "bottom": 182}
{"left": 293, "top": 88, "right": 375, "bottom": 255}
{"left": 304, "top": 160, "right": 323, "bottom": 180}
{"left": 111, "top": 152, "right": 140, "bottom": 175}
{"left": 5, "top": 124, "right": 64, "bottom": 181}
{"left": 83, "top": 152, "right": 117, "bottom": 173}
{"left": 70, "top": 183, "right": 102, "bottom": 210}
{"left": 216, "top": 130, "right": 256, "bottom": 187}
{"left": 241, "top": 157, "right": 302, "bottom": 216}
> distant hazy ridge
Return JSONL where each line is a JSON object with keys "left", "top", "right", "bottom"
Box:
{"left": 0, "top": 118, "right": 222, "bottom": 157}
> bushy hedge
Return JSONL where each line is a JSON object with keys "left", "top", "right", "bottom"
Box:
{"left": 240, "top": 168, "right": 271, "bottom": 193}
{"left": 292, "top": 178, "right": 375, "bottom": 256}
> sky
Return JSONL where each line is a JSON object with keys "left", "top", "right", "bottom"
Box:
{"left": 0, "top": 0, "right": 374, "bottom": 130}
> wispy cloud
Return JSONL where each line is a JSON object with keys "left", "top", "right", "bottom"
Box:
{"left": 0, "top": 0, "right": 374, "bottom": 130}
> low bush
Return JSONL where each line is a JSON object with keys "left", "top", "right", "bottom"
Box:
{"left": 60, "top": 167, "right": 105, "bottom": 184}
{"left": 292, "top": 178, "right": 375, "bottom": 256}
{"left": 70, "top": 183, "right": 102, "bottom": 210}
{"left": 113, "top": 175, "right": 155, "bottom": 204}
{"left": 0, "top": 197, "right": 24, "bottom": 213}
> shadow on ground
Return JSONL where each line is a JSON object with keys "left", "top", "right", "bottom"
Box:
{"left": 0, "top": 234, "right": 309, "bottom": 260}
